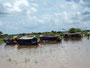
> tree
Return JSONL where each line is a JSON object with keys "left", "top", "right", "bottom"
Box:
{"left": 0, "top": 31, "right": 3, "bottom": 35}
{"left": 69, "top": 28, "right": 77, "bottom": 33}
{"left": 76, "top": 28, "right": 82, "bottom": 32}
{"left": 69, "top": 28, "right": 82, "bottom": 33}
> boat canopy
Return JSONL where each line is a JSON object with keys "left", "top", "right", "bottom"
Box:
{"left": 19, "top": 36, "right": 36, "bottom": 40}
{"left": 40, "top": 35, "right": 60, "bottom": 38}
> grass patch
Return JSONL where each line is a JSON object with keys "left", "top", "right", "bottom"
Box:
{"left": 0, "top": 39, "right": 4, "bottom": 44}
{"left": 8, "top": 58, "right": 12, "bottom": 62}
{"left": 25, "top": 58, "right": 30, "bottom": 63}
{"left": 35, "top": 60, "right": 38, "bottom": 64}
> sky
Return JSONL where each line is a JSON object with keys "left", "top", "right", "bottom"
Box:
{"left": 0, "top": 0, "right": 90, "bottom": 34}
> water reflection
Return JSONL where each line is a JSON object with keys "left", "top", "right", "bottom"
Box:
{"left": 5, "top": 44, "right": 16, "bottom": 47}
{"left": 40, "top": 41, "right": 62, "bottom": 45}
{"left": 64, "top": 37, "right": 83, "bottom": 42}
{"left": 17, "top": 45, "right": 39, "bottom": 49}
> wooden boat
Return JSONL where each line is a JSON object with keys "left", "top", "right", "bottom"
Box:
{"left": 4, "top": 38, "right": 17, "bottom": 45}
{"left": 16, "top": 35, "right": 39, "bottom": 45}
{"left": 40, "top": 35, "right": 62, "bottom": 43}
{"left": 64, "top": 33, "right": 83, "bottom": 38}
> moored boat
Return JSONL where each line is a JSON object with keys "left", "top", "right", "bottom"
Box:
{"left": 64, "top": 33, "right": 83, "bottom": 38}
{"left": 16, "top": 35, "right": 39, "bottom": 45}
{"left": 4, "top": 37, "right": 17, "bottom": 45}
{"left": 40, "top": 35, "right": 62, "bottom": 42}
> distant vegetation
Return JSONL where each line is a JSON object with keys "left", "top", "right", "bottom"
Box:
{"left": 0, "top": 28, "right": 90, "bottom": 44}
{"left": 69, "top": 28, "right": 82, "bottom": 33}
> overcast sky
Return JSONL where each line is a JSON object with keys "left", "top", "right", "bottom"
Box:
{"left": 0, "top": 0, "right": 90, "bottom": 34}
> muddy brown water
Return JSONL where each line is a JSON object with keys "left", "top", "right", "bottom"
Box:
{"left": 0, "top": 37, "right": 90, "bottom": 68}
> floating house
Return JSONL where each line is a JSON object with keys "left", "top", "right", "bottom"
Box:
{"left": 64, "top": 33, "right": 83, "bottom": 38}
{"left": 16, "top": 35, "right": 39, "bottom": 45}
{"left": 40, "top": 35, "right": 62, "bottom": 42}
{"left": 4, "top": 35, "right": 39, "bottom": 45}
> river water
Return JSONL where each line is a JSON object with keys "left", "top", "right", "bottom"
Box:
{"left": 0, "top": 37, "right": 90, "bottom": 68}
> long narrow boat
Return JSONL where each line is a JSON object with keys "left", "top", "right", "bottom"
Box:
{"left": 4, "top": 38, "right": 17, "bottom": 45}
{"left": 64, "top": 33, "right": 83, "bottom": 38}
{"left": 16, "top": 35, "right": 39, "bottom": 45}
{"left": 40, "top": 35, "right": 62, "bottom": 43}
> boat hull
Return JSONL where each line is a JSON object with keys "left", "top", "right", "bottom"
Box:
{"left": 64, "top": 33, "right": 83, "bottom": 38}
{"left": 17, "top": 39, "right": 39, "bottom": 45}
{"left": 4, "top": 40, "right": 17, "bottom": 45}
{"left": 40, "top": 37, "right": 62, "bottom": 42}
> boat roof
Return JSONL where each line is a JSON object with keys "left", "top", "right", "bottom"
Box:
{"left": 29, "top": 35, "right": 35, "bottom": 37}
{"left": 64, "top": 32, "right": 82, "bottom": 34}
{"left": 40, "top": 35, "right": 60, "bottom": 37}
{"left": 13, "top": 36, "right": 18, "bottom": 38}
{"left": 19, "top": 36, "right": 36, "bottom": 40}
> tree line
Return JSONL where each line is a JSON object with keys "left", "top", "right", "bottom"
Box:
{"left": 0, "top": 28, "right": 90, "bottom": 38}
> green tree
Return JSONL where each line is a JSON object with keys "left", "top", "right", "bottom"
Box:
{"left": 69, "top": 28, "right": 77, "bottom": 33}
{"left": 51, "top": 31, "right": 56, "bottom": 33}
{"left": 0, "top": 31, "right": 3, "bottom": 35}
{"left": 76, "top": 28, "right": 82, "bottom": 32}
{"left": 69, "top": 28, "right": 82, "bottom": 33}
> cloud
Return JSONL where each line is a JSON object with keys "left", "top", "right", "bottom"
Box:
{"left": 66, "top": 0, "right": 90, "bottom": 7}
{"left": 0, "top": 0, "right": 90, "bottom": 34}
{"left": 0, "top": 21, "right": 3, "bottom": 26}
{"left": 82, "top": 11, "right": 90, "bottom": 15}
{"left": 66, "top": 0, "right": 90, "bottom": 21}
{"left": 30, "top": 7, "right": 37, "bottom": 12}
{"left": 66, "top": 0, "right": 80, "bottom": 3}
{"left": 1, "top": 0, "right": 38, "bottom": 14}
{"left": 3, "top": 0, "right": 29, "bottom": 13}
